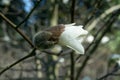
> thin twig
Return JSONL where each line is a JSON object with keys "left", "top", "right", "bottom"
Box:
{"left": 75, "top": 10, "right": 120, "bottom": 80}
{"left": 76, "top": 16, "right": 106, "bottom": 61}
{"left": 16, "top": 0, "right": 41, "bottom": 28}
{"left": 0, "top": 48, "right": 36, "bottom": 76}
{"left": 71, "top": 0, "right": 75, "bottom": 22}
{"left": 0, "top": 0, "right": 42, "bottom": 76}
{"left": 84, "top": 0, "right": 103, "bottom": 27}
{"left": 97, "top": 67, "right": 120, "bottom": 80}
{"left": 76, "top": 0, "right": 105, "bottom": 63}
{"left": 70, "top": 51, "right": 75, "bottom": 80}
{"left": 70, "top": 0, "right": 75, "bottom": 80}
{"left": 0, "top": 12, "right": 34, "bottom": 47}
{"left": 42, "top": 49, "right": 61, "bottom": 56}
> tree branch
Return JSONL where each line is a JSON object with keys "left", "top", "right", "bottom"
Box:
{"left": 0, "top": 48, "right": 36, "bottom": 76}
{"left": 75, "top": 10, "right": 120, "bottom": 80}
{"left": 0, "top": 12, "right": 34, "bottom": 47}
{"left": 70, "top": 0, "right": 76, "bottom": 80}
{"left": 16, "top": 0, "right": 41, "bottom": 28}
{"left": 97, "top": 67, "right": 120, "bottom": 80}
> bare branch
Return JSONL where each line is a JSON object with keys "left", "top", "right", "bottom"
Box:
{"left": 0, "top": 48, "right": 36, "bottom": 76}
{"left": 75, "top": 10, "right": 120, "bottom": 80}
{"left": 16, "top": 0, "right": 41, "bottom": 28}
{"left": 97, "top": 67, "right": 120, "bottom": 80}
{"left": 70, "top": 0, "right": 76, "bottom": 80}
{"left": 0, "top": 12, "right": 34, "bottom": 47}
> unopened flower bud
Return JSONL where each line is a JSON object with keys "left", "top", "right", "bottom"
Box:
{"left": 33, "top": 23, "right": 88, "bottom": 54}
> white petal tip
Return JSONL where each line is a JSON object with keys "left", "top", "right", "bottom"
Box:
{"left": 64, "top": 23, "right": 76, "bottom": 26}
{"left": 75, "top": 49, "right": 84, "bottom": 54}
{"left": 70, "top": 23, "right": 76, "bottom": 25}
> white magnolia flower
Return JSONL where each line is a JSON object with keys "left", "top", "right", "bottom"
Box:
{"left": 59, "top": 23, "right": 88, "bottom": 54}
{"left": 33, "top": 23, "right": 88, "bottom": 54}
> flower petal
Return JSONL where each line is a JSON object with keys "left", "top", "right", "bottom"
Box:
{"left": 59, "top": 31, "right": 84, "bottom": 54}
{"left": 64, "top": 24, "right": 88, "bottom": 39}
{"left": 64, "top": 23, "right": 76, "bottom": 27}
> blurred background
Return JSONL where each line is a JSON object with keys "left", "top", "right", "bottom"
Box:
{"left": 0, "top": 0, "right": 120, "bottom": 80}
